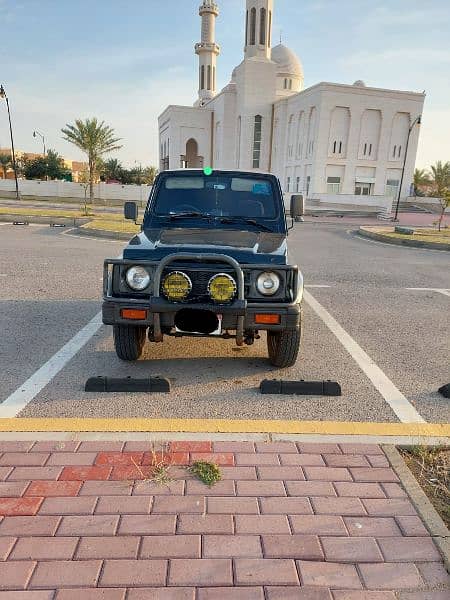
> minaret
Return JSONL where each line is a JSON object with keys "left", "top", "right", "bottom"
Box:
{"left": 195, "top": 0, "right": 220, "bottom": 105}
{"left": 244, "top": 0, "right": 273, "bottom": 60}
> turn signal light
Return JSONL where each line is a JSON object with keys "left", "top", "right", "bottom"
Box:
{"left": 255, "top": 314, "right": 280, "bottom": 324}
{"left": 121, "top": 308, "right": 147, "bottom": 320}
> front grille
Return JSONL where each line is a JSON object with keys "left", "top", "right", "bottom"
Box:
{"left": 161, "top": 267, "right": 248, "bottom": 303}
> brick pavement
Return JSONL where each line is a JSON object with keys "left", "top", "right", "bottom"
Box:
{"left": 0, "top": 440, "right": 448, "bottom": 598}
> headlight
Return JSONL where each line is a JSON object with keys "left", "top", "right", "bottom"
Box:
{"left": 256, "top": 271, "right": 280, "bottom": 296}
{"left": 126, "top": 266, "right": 151, "bottom": 291}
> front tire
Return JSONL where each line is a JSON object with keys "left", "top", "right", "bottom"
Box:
{"left": 113, "top": 325, "right": 146, "bottom": 361}
{"left": 267, "top": 323, "right": 302, "bottom": 368}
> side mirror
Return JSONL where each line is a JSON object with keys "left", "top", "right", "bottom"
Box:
{"left": 290, "top": 194, "right": 305, "bottom": 222}
{"left": 124, "top": 201, "right": 138, "bottom": 222}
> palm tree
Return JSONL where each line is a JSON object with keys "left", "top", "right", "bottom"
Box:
{"left": 143, "top": 165, "right": 158, "bottom": 185}
{"left": 61, "top": 118, "right": 122, "bottom": 202}
{"left": 101, "top": 158, "right": 123, "bottom": 182}
{"left": 430, "top": 161, "right": 450, "bottom": 197}
{"left": 413, "top": 168, "right": 431, "bottom": 196}
{"left": 0, "top": 153, "right": 12, "bottom": 179}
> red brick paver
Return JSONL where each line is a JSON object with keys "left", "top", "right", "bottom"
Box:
{"left": 0, "top": 439, "right": 446, "bottom": 598}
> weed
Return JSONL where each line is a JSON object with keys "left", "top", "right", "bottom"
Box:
{"left": 189, "top": 460, "right": 222, "bottom": 487}
{"left": 131, "top": 442, "right": 172, "bottom": 486}
{"left": 400, "top": 445, "right": 449, "bottom": 527}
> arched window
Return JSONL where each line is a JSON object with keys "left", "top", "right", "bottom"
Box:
{"left": 207, "top": 65, "right": 211, "bottom": 90}
{"left": 393, "top": 145, "right": 397, "bottom": 158}
{"left": 268, "top": 11, "right": 272, "bottom": 47}
{"left": 200, "top": 65, "right": 205, "bottom": 90}
{"left": 250, "top": 7, "right": 256, "bottom": 45}
{"left": 253, "top": 115, "right": 262, "bottom": 169}
{"left": 236, "top": 116, "right": 241, "bottom": 168}
{"left": 245, "top": 10, "right": 248, "bottom": 46}
{"left": 260, "top": 8, "right": 266, "bottom": 45}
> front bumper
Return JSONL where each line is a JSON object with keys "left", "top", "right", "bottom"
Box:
{"left": 103, "top": 252, "right": 302, "bottom": 342}
{"left": 102, "top": 297, "right": 301, "bottom": 331}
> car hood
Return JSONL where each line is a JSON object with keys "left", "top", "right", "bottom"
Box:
{"left": 123, "top": 227, "right": 287, "bottom": 264}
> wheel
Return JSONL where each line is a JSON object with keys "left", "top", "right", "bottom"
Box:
{"left": 113, "top": 325, "right": 146, "bottom": 361}
{"left": 267, "top": 322, "right": 302, "bottom": 368}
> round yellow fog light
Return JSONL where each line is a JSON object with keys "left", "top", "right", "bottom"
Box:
{"left": 162, "top": 271, "right": 192, "bottom": 302}
{"left": 208, "top": 273, "right": 237, "bottom": 304}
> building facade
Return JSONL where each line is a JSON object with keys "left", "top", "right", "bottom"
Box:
{"left": 158, "top": 0, "right": 425, "bottom": 203}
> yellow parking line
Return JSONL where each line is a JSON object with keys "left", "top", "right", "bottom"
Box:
{"left": 0, "top": 418, "right": 448, "bottom": 437}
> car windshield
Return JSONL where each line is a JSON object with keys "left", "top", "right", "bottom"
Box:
{"left": 153, "top": 175, "right": 278, "bottom": 219}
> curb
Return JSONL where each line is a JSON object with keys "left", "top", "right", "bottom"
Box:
{"left": 358, "top": 227, "right": 450, "bottom": 251}
{"left": 0, "top": 213, "right": 91, "bottom": 227}
{"left": 383, "top": 445, "right": 450, "bottom": 571}
{"left": 75, "top": 225, "right": 134, "bottom": 241}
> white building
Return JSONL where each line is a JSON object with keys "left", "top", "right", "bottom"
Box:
{"left": 158, "top": 0, "right": 425, "bottom": 204}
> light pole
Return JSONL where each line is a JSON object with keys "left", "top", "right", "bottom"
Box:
{"left": 393, "top": 114, "right": 421, "bottom": 221}
{"left": 0, "top": 84, "right": 20, "bottom": 201}
{"left": 33, "top": 130, "right": 46, "bottom": 156}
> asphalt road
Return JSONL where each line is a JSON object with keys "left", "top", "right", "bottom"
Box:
{"left": 0, "top": 222, "right": 449, "bottom": 423}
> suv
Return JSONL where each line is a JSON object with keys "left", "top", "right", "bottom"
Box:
{"left": 102, "top": 169, "right": 304, "bottom": 368}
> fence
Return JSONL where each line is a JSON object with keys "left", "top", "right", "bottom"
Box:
{"left": 0, "top": 178, "right": 152, "bottom": 206}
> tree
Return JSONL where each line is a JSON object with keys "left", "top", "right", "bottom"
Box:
{"left": 430, "top": 161, "right": 450, "bottom": 197}
{"left": 61, "top": 118, "right": 122, "bottom": 203}
{"left": 142, "top": 165, "right": 158, "bottom": 185}
{"left": 21, "top": 149, "right": 70, "bottom": 180}
{"left": 413, "top": 168, "right": 431, "bottom": 196}
{"left": 46, "top": 149, "right": 71, "bottom": 180}
{"left": 0, "top": 153, "right": 11, "bottom": 179}
{"left": 23, "top": 156, "right": 48, "bottom": 180}
{"left": 437, "top": 188, "right": 450, "bottom": 232}
{"left": 101, "top": 157, "right": 123, "bottom": 182}
{"left": 77, "top": 168, "right": 91, "bottom": 216}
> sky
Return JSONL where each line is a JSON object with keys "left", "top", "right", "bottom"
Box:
{"left": 1, "top": 0, "right": 449, "bottom": 169}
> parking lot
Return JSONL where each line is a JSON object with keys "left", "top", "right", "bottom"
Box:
{"left": 0, "top": 221, "right": 449, "bottom": 424}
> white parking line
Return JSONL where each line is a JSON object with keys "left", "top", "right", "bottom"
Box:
{"left": 0, "top": 312, "right": 103, "bottom": 418}
{"left": 305, "top": 285, "right": 331, "bottom": 288}
{"left": 304, "top": 290, "right": 425, "bottom": 423}
{"left": 406, "top": 288, "right": 450, "bottom": 297}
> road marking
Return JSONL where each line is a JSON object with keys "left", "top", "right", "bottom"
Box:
{"left": 0, "top": 313, "right": 103, "bottom": 418}
{"left": 406, "top": 288, "right": 450, "bottom": 297}
{"left": 305, "top": 285, "right": 331, "bottom": 288}
{"left": 0, "top": 418, "right": 447, "bottom": 437}
{"left": 303, "top": 290, "right": 425, "bottom": 423}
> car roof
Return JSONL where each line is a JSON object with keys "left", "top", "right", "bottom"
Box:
{"left": 159, "top": 169, "right": 276, "bottom": 178}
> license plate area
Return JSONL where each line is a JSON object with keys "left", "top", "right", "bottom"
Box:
{"left": 174, "top": 311, "right": 223, "bottom": 336}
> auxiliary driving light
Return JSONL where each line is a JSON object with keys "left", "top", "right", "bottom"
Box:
{"left": 162, "top": 271, "right": 192, "bottom": 302}
{"left": 256, "top": 271, "right": 280, "bottom": 296}
{"left": 208, "top": 273, "right": 237, "bottom": 304}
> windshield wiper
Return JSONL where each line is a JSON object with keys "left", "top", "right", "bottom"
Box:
{"left": 218, "top": 217, "right": 274, "bottom": 233}
{"left": 167, "top": 212, "right": 212, "bottom": 221}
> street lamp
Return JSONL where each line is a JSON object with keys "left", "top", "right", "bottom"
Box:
{"left": 393, "top": 114, "right": 422, "bottom": 221}
{"left": 0, "top": 84, "right": 20, "bottom": 201}
{"left": 33, "top": 130, "right": 46, "bottom": 156}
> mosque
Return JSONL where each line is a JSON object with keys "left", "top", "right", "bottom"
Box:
{"left": 158, "top": 0, "right": 425, "bottom": 203}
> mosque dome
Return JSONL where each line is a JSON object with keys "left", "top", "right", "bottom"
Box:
{"left": 271, "top": 44, "right": 303, "bottom": 78}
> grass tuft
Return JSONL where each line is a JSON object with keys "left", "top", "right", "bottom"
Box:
{"left": 400, "top": 445, "right": 449, "bottom": 527}
{"left": 189, "top": 460, "right": 222, "bottom": 487}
